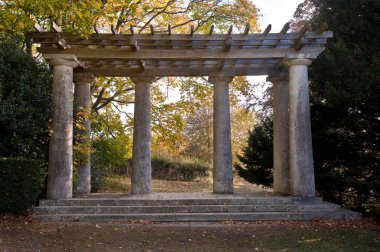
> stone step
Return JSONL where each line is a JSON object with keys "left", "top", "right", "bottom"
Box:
{"left": 35, "top": 210, "right": 361, "bottom": 222}
{"left": 34, "top": 203, "right": 340, "bottom": 215}
{"left": 39, "top": 197, "right": 323, "bottom": 207}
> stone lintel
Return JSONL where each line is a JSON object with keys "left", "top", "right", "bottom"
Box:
{"left": 208, "top": 76, "right": 234, "bottom": 85}
{"left": 43, "top": 54, "right": 79, "bottom": 68}
{"left": 74, "top": 73, "right": 95, "bottom": 85}
{"left": 130, "top": 77, "right": 156, "bottom": 85}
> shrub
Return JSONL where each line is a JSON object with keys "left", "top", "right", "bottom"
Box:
{"left": 151, "top": 153, "right": 210, "bottom": 181}
{"left": 91, "top": 162, "right": 107, "bottom": 192}
{"left": 0, "top": 40, "right": 52, "bottom": 159}
{"left": 0, "top": 158, "right": 46, "bottom": 214}
{"left": 90, "top": 137, "right": 130, "bottom": 191}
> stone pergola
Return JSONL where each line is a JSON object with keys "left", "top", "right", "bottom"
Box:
{"left": 28, "top": 22, "right": 333, "bottom": 200}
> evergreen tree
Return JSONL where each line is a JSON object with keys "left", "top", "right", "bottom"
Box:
{"left": 234, "top": 117, "right": 273, "bottom": 188}
{"left": 237, "top": 0, "right": 379, "bottom": 209}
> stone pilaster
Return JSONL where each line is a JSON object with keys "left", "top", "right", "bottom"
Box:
{"left": 74, "top": 73, "right": 95, "bottom": 195}
{"left": 268, "top": 75, "right": 290, "bottom": 195}
{"left": 130, "top": 77, "right": 155, "bottom": 194}
{"left": 209, "top": 76, "right": 234, "bottom": 194}
{"left": 284, "top": 56, "right": 315, "bottom": 197}
{"left": 45, "top": 54, "right": 79, "bottom": 199}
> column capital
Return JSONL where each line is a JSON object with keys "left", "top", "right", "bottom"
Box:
{"left": 283, "top": 55, "right": 312, "bottom": 67}
{"left": 208, "top": 76, "right": 234, "bottom": 85}
{"left": 43, "top": 54, "right": 79, "bottom": 68}
{"left": 74, "top": 73, "right": 95, "bottom": 85}
{"left": 130, "top": 77, "right": 155, "bottom": 85}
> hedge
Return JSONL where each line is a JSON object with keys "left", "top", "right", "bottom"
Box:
{"left": 0, "top": 158, "right": 46, "bottom": 214}
{"left": 151, "top": 153, "right": 210, "bottom": 181}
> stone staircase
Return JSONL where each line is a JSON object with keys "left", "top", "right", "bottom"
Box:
{"left": 33, "top": 193, "right": 361, "bottom": 222}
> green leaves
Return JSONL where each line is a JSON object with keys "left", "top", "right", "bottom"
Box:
{"left": 0, "top": 40, "right": 52, "bottom": 159}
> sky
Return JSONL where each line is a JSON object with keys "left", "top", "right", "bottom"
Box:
{"left": 248, "top": 0, "right": 303, "bottom": 83}
{"left": 254, "top": 0, "right": 303, "bottom": 32}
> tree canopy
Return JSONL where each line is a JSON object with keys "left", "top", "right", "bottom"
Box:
{"left": 237, "top": 0, "right": 379, "bottom": 210}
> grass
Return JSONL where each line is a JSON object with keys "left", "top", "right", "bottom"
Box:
{"left": 0, "top": 216, "right": 379, "bottom": 251}
{"left": 100, "top": 174, "right": 273, "bottom": 195}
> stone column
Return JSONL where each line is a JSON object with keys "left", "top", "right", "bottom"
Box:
{"left": 209, "top": 76, "right": 234, "bottom": 194}
{"left": 284, "top": 56, "right": 315, "bottom": 197}
{"left": 131, "top": 77, "right": 155, "bottom": 194}
{"left": 74, "top": 73, "right": 95, "bottom": 195}
{"left": 45, "top": 54, "right": 79, "bottom": 199}
{"left": 268, "top": 75, "right": 290, "bottom": 195}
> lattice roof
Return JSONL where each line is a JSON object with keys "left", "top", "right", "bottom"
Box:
{"left": 28, "top": 23, "right": 333, "bottom": 77}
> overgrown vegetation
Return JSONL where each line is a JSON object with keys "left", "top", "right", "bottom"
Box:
{"left": 0, "top": 158, "right": 46, "bottom": 214}
{"left": 152, "top": 153, "right": 210, "bottom": 181}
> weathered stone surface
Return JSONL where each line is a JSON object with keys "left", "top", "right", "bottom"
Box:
{"left": 285, "top": 57, "right": 315, "bottom": 197}
{"left": 209, "top": 76, "right": 234, "bottom": 194}
{"left": 269, "top": 75, "right": 290, "bottom": 195}
{"left": 74, "top": 73, "right": 95, "bottom": 195}
{"left": 46, "top": 55, "right": 78, "bottom": 200}
{"left": 131, "top": 77, "right": 155, "bottom": 194}
{"left": 34, "top": 193, "right": 361, "bottom": 222}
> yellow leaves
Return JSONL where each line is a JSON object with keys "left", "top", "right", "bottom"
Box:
{"left": 75, "top": 10, "right": 83, "bottom": 19}
{"left": 92, "top": 1, "right": 102, "bottom": 9}
{"left": 18, "top": 21, "right": 25, "bottom": 28}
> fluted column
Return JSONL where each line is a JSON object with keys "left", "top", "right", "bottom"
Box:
{"left": 74, "top": 73, "right": 95, "bottom": 195}
{"left": 268, "top": 75, "right": 290, "bottom": 195}
{"left": 209, "top": 76, "right": 234, "bottom": 194}
{"left": 284, "top": 56, "right": 315, "bottom": 197}
{"left": 45, "top": 54, "right": 78, "bottom": 199}
{"left": 131, "top": 77, "right": 155, "bottom": 194}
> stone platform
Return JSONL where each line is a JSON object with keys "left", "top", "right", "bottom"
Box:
{"left": 34, "top": 192, "right": 361, "bottom": 222}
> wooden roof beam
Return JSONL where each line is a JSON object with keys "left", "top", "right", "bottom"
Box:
{"left": 209, "top": 25, "right": 215, "bottom": 35}
{"left": 50, "top": 23, "right": 69, "bottom": 49}
{"left": 93, "top": 24, "right": 99, "bottom": 35}
{"left": 280, "top": 22, "right": 290, "bottom": 34}
{"left": 54, "top": 39, "right": 68, "bottom": 49}
{"left": 263, "top": 24, "right": 272, "bottom": 35}
{"left": 111, "top": 24, "right": 118, "bottom": 34}
{"left": 34, "top": 23, "right": 44, "bottom": 33}
{"left": 150, "top": 25, "right": 155, "bottom": 35}
{"left": 38, "top": 45, "right": 326, "bottom": 61}
{"left": 131, "top": 39, "right": 145, "bottom": 70}
{"left": 294, "top": 22, "right": 311, "bottom": 50}
{"left": 217, "top": 26, "right": 234, "bottom": 69}
{"left": 51, "top": 22, "right": 62, "bottom": 33}
{"left": 258, "top": 24, "right": 272, "bottom": 48}
{"left": 272, "top": 22, "right": 290, "bottom": 49}
{"left": 316, "top": 22, "right": 329, "bottom": 34}
{"left": 190, "top": 25, "right": 195, "bottom": 36}
{"left": 244, "top": 23, "right": 250, "bottom": 35}
{"left": 227, "top": 25, "right": 233, "bottom": 35}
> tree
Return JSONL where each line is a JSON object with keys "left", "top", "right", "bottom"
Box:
{"left": 234, "top": 117, "right": 273, "bottom": 187}
{"left": 237, "top": 0, "right": 380, "bottom": 210}
{"left": 0, "top": 40, "right": 52, "bottom": 159}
